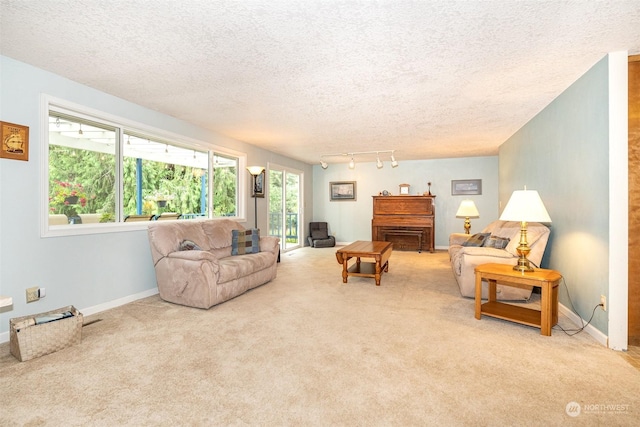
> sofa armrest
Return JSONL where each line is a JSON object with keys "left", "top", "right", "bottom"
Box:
{"left": 449, "top": 233, "right": 470, "bottom": 246}
{"left": 163, "top": 250, "right": 220, "bottom": 273}
{"left": 456, "top": 246, "right": 515, "bottom": 259}
{"left": 166, "top": 250, "right": 219, "bottom": 262}
{"left": 450, "top": 245, "right": 515, "bottom": 277}
{"left": 259, "top": 236, "right": 280, "bottom": 257}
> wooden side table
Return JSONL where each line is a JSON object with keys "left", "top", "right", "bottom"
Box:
{"left": 474, "top": 263, "right": 562, "bottom": 336}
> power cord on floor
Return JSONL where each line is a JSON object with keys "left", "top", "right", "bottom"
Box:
{"left": 552, "top": 276, "right": 603, "bottom": 336}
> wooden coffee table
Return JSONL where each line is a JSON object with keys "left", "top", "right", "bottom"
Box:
{"left": 335, "top": 240, "right": 393, "bottom": 286}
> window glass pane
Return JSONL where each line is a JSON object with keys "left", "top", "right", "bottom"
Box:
{"left": 49, "top": 114, "right": 116, "bottom": 225}
{"left": 123, "top": 133, "right": 209, "bottom": 220}
{"left": 212, "top": 153, "right": 238, "bottom": 217}
{"left": 47, "top": 103, "right": 245, "bottom": 231}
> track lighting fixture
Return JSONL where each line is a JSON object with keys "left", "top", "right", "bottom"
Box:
{"left": 319, "top": 150, "right": 398, "bottom": 170}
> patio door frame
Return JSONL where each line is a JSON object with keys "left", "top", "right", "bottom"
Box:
{"left": 267, "top": 163, "right": 303, "bottom": 253}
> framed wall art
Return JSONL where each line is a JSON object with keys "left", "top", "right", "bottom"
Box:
{"left": 451, "top": 179, "right": 482, "bottom": 195}
{"left": 0, "top": 121, "right": 29, "bottom": 161}
{"left": 330, "top": 181, "right": 356, "bottom": 201}
{"left": 251, "top": 169, "right": 266, "bottom": 198}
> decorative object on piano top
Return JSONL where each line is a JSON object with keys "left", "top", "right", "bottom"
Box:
{"left": 399, "top": 183, "right": 410, "bottom": 195}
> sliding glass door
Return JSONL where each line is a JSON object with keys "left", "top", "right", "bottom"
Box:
{"left": 268, "top": 164, "right": 302, "bottom": 252}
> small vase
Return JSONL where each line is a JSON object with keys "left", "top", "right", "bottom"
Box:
{"left": 157, "top": 200, "right": 167, "bottom": 207}
{"left": 65, "top": 196, "right": 79, "bottom": 205}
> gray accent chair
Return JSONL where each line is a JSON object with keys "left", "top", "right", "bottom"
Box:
{"left": 307, "top": 222, "right": 336, "bottom": 248}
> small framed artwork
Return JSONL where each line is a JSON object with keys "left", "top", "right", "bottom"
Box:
{"left": 330, "top": 181, "right": 356, "bottom": 201}
{"left": 252, "top": 170, "right": 266, "bottom": 198}
{"left": 0, "top": 121, "right": 29, "bottom": 161}
{"left": 399, "top": 183, "right": 410, "bottom": 195}
{"left": 451, "top": 179, "right": 482, "bottom": 195}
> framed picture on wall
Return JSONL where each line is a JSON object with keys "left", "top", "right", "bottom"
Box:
{"left": 451, "top": 179, "right": 482, "bottom": 195}
{"left": 330, "top": 181, "right": 356, "bottom": 201}
{"left": 252, "top": 169, "right": 266, "bottom": 198}
{"left": 0, "top": 121, "right": 29, "bottom": 161}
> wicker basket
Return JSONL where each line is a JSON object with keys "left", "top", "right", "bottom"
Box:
{"left": 10, "top": 305, "right": 83, "bottom": 362}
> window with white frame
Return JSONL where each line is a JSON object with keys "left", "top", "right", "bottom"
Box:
{"left": 47, "top": 101, "right": 244, "bottom": 229}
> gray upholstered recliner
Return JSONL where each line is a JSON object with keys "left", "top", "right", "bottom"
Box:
{"left": 307, "top": 222, "right": 336, "bottom": 248}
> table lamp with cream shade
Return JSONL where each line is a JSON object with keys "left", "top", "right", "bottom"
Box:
{"left": 499, "top": 187, "right": 551, "bottom": 272}
{"left": 455, "top": 200, "right": 480, "bottom": 234}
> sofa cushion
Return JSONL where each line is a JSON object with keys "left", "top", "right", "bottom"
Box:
{"left": 231, "top": 229, "right": 260, "bottom": 255}
{"left": 311, "top": 229, "right": 329, "bottom": 239}
{"left": 202, "top": 219, "right": 242, "bottom": 249}
{"left": 483, "top": 235, "right": 510, "bottom": 249}
{"left": 462, "top": 233, "right": 490, "bottom": 247}
{"left": 217, "top": 252, "right": 275, "bottom": 284}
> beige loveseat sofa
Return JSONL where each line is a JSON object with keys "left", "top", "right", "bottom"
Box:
{"left": 449, "top": 220, "right": 550, "bottom": 301}
{"left": 147, "top": 219, "right": 280, "bottom": 309}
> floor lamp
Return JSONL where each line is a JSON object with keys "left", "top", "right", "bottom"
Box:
{"left": 246, "top": 166, "right": 265, "bottom": 229}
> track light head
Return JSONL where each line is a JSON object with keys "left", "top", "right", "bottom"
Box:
{"left": 320, "top": 160, "right": 328, "bottom": 169}
{"left": 376, "top": 154, "right": 383, "bottom": 169}
{"left": 348, "top": 156, "right": 355, "bottom": 169}
{"left": 390, "top": 153, "right": 398, "bottom": 168}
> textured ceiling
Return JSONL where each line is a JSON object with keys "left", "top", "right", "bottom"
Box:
{"left": 2, "top": 1, "right": 640, "bottom": 164}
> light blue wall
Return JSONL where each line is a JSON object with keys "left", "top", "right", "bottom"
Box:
{"left": 499, "top": 55, "right": 613, "bottom": 335}
{"left": 0, "top": 56, "right": 312, "bottom": 338}
{"left": 312, "top": 156, "right": 499, "bottom": 247}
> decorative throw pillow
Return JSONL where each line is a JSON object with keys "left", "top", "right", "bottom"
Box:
{"left": 311, "top": 229, "right": 329, "bottom": 240}
{"left": 462, "top": 232, "right": 490, "bottom": 247}
{"left": 179, "top": 240, "right": 202, "bottom": 251}
{"left": 231, "top": 229, "right": 260, "bottom": 255}
{"left": 483, "top": 235, "right": 510, "bottom": 249}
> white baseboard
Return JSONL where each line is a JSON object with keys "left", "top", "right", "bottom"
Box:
{"left": 0, "top": 288, "right": 159, "bottom": 344}
{"left": 559, "top": 302, "right": 609, "bottom": 348}
{"left": 79, "top": 288, "right": 159, "bottom": 317}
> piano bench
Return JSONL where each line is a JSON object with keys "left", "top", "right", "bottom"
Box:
{"left": 382, "top": 229, "right": 423, "bottom": 253}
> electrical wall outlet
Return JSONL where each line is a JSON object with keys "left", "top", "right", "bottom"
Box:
{"left": 600, "top": 295, "right": 607, "bottom": 311}
{"left": 26, "top": 287, "right": 40, "bottom": 303}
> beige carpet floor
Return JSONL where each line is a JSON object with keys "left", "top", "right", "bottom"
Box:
{"left": 1, "top": 248, "right": 638, "bottom": 426}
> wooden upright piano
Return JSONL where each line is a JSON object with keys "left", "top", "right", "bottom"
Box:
{"left": 371, "top": 195, "right": 436, "bottom": 253}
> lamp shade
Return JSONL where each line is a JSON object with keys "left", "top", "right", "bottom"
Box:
{"left": 499, "top": 189, "right": 551, "bottom": 223}
{"left": 246, "top": 166, "right": 265, "bottom": 176}
{"left": 456, "top": 200, "right": 479, "bottom": 218}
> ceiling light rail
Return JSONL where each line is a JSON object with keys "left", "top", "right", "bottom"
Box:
{"left": 320, "top": 150, "right": 398, "bottom": 169}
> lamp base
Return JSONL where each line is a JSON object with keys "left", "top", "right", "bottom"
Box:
{"left": 512, "top": 256, "right": 535, "bottom": 273}
{"left": 512, "top": 221, "right": 534, "bottom": 272}
{"left": 463, "top": 218, "right": 471, "bottom": 234}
